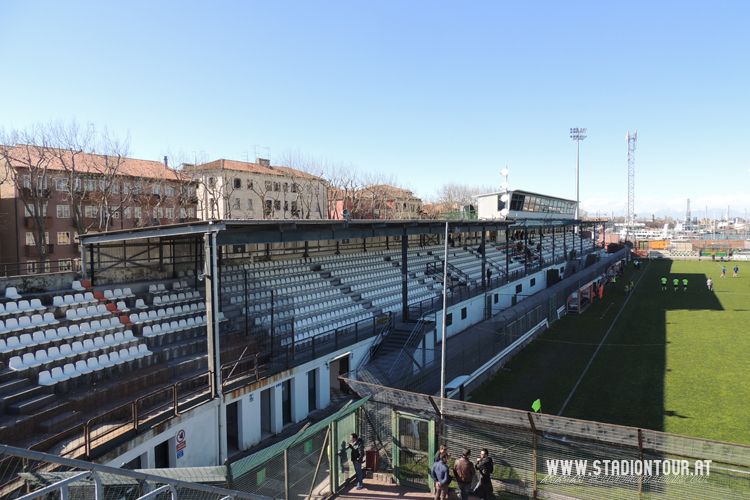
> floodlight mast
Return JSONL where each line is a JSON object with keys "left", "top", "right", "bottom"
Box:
{"left": 570, "top": 128, "right": 587, "bottom": 222}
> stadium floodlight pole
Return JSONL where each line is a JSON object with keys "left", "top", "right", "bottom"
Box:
{"left": 570, "top": 127, "right": 587, "bottom": 224}
{"left": 440, "top": 221, "right": 449, "bottom": 415}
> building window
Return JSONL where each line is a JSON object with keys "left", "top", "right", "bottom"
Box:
{"left": 273, "top": 200, "right": 281, "bottom": 211}
{"left": 58, "top": 259, "right": 73, "bottom": 272}
{"left": 246, "top": 199, "right": 253, "bottom": 210}
{"left": 134, "top": 206, "right": 142, "bottom": 219}
{"left": 24, "top": 202, "right": 48, "bottom": 217}
{"left": 283, "top": 200, "right": 289, "bottom": 212}
{"left": 273, "top": 182, "right": 280, "bottom": 192}
{"left": 446, "top": 312, "right": 453, "bottom": 327}
{"left": 246, "top": 179, "right": 254, "bottom": 190}
{"left": 22, "top": 176, "right": 31, "bottom": 189}
{"left": 85, "top": 179, "right": 96, "bottom": 192}
{"left": 124, "top": 207, "right": 132, "bottom": 219}
{"left": 264, "top": 181, "right": 272, "bottom": 191}
{"left": 461, "top": 307, "right": 467, "bottom": 320}
{"left": 152, "top": 184, "right": 161, "bottom": 195}
{"left": 166, "top": 207, "right": 175, "bottom": 219}
{"left": 165, "top": 186, "right": 174, "bottom": 197}
{"left": 56, "top": 204, "right": 70, "bottom": 219}
{"left": 494, "top": 294, "right": 499, "bottom": 304}
{"left": 55, "top": 178, "right": 68, "bottom": 191}
{"left": 57, "top": 232, "right": 71, "bottom": 245}
{"left": 264, "top": 200, "right": 272, "bottom": 216}
{"left": 208, "top": 177, "right": 216, "bottom": 188}
{"left": 179, "top": 207, "right": 187, "bottom": 219}
{"left": 530, "top": 278, "right": 536, "bottom": 287}
{"left": 84, "top": 205, "right": 97, "bottom": 218}
{"left": 283, "top": 182, "right": 288, "bottom": 193}
{"left": 25, "top": 232, "right": 35, "bottom": 246}
{"left": 122, "top": 182, "right": 130, "bottom": 194}
{"left": 515, "top": 283, "right": 523, "bottom": 294}
{"left": 232, "top": 198, "right": 241, "bottom": 210}
{"left": 233, "top": 178, "right": 242, "bottom": 189}
{"left": 291, "top": 183, "right": 298, "bottom": 193}
{"left": 153, "top": 207, "right": 164, "bottom": 219}
{"left": 291, "top": 201, "right": 299, "bottom": 217}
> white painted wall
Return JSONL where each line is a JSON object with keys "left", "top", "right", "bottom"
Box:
{"left": 105, "top": 400, "right": 221, "bottom": 468}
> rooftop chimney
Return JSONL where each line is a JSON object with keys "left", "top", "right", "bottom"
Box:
{"left": 163, "top": 156, "right": 169, "bottom": 168}
{"left": 257, "top": 158, "right": 271, "bottom": 167}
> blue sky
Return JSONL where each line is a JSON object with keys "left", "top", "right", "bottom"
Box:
{"left": 2, "top": 1, "right": 749, "bottom": 218}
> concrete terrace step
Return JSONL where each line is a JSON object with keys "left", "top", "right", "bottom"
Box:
{"left": 0, "top": 378, "right": 33, "bottom": 397}
{"left": 36, "top": 409, "right": 81, "bottom": 434}
{"left": 0, "top": 383, "right": 48, "bottom": 409}
{"left": 8, "top": 392, "right": 57, "bottom": 415}
{"left": 34, "top": 402, "right": 75, "bottom": 431}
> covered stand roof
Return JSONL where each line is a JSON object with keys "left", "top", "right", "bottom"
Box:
{"left": 76, "top": 218, "right": 589, "bottom": 246}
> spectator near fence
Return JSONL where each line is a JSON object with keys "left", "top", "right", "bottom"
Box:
{"left": 348, "top": 433, "right": 365, "bottom": 490}
{"left": 452, "top": 449, "right": 475, "bottom": 500}
{"left": 431, "top": 451, "right": 451, "bottom": 500}
{"left": 474, "top": 448, "right": 494, "bottom": 500}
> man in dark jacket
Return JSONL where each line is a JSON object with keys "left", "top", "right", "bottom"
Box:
{"left": 474, "top": 448, "right": 494, "bottom": 499}
{"left": 430, "top": 451, "right": 451, "bottom": 500}
{"left": 452, "top": 449, "right": 475, "bottom": 500}
{"left": 348, "top": 433, "right": 365, "bottom": 490}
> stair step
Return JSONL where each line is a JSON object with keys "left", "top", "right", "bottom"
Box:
{"left": 0, "top": 368, "right": 19, "bottom": 383}
{"left": 8, "top": 392, "right": 57, "bottom": 415}
{"left": 37, "top": 409, "right": 80, "bottom": 433}
{"left": 0, "top": 378, "right": 32, "bottom": 396}
{"left": 0, "top": 384, "right": 47, "bottom": 407}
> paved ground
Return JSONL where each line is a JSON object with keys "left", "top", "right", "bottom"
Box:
{"left": 334, "top": 478, "right": 433, "bottom": 499}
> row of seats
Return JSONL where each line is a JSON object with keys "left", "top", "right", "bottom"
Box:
{"left": 65, "top": 304, "right": 113, "bottom": 322}
{"left": 1, "top": 321, "right": 129, "bottom": 353}
{"left": 153, "top": 291, "right": 201, "bottom": 306}
{"left": 142, "top": 315, "right": 207, "bottom": 337}
{"left": 0, "top": 299, "right": 46, "bottom": 316}
{"left": 38, "top": 346, "right": 151, "bottom": 385}
{"left": 52, "top": 293, "right": 98, "bottom": 308}
{"left": 128, "top": 303, "right": 206, "bottom": 325}
{"left": 103, "top": 287, "right": 135, "bottom": 300}
{"left": 0, "top": 313, "right": 59, "bottom": 334}
{"left": 8, "top": 332, "right": 137, "bottom": 370}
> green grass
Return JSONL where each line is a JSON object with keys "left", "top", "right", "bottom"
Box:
{"left": 470, "top": 259, "right": 750, "bottom": 445}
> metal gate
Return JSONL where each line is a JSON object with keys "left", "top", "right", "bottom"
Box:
{"left": 391, "top": 411, "right": 435, "bottom": 490}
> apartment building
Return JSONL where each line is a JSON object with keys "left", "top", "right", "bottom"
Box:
{"left": 0, "top": 145, "right": 198, "bottom": 272}
{"left": 330, "top": 184, "right": 422, "bottom": 220}
{"left": 185, "top": 158, "right": 328, "bottom": 221}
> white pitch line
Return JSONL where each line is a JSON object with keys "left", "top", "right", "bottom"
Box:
{"left": 557, "top": 260, "right": 650, "bottom": 416}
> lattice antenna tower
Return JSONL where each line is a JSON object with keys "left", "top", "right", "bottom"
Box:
{"left": 626, "top": 131, "right": 637, "bottom": 238}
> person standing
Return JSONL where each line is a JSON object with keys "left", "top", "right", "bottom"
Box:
{"left": 660, "top": 276, "right": 667, "bottom": 291}
{"left": 474, "top": 448, "right": 494, "bottom": 500}
{"left": 682, "top": 277, "right": 688, "bottom": 291}
{"left": 452, "top": 449, "right": 475, "bottom": 500}
{"left": 706, "top": 277, "right": 713, "bottom": 291}
{"left": 721, "top": 266, "right": 727, "bottom": 278}
{"left": 430, "top": 451, "right": 451, "bottom": 500}
{"left": 673, "top": 277, "right": 680, "bottom": 291}
{"left": 733, "top": 265, "right": 740, "bottom": 277}
{"left": 348, "top": 433, "right": 365, "bottom": 490}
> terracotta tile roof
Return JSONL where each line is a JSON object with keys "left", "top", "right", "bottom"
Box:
{"left": 358, "top": 184, "right": 420, "bottom": 199}
{"left": 2, "top": 145, "right": 184, "bottom": 181}
{"left": 185, "top": 158, "right": 325, "bottom": 181}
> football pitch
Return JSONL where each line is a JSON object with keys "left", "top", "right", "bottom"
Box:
{"left": 470, "top": 258, "right": 750, "bottom": 445}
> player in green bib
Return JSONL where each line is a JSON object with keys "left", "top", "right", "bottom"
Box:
{"left": 672, "top": 278, "right": 679, "bottom": 291}
{"left": 660, "top": 276, "right": 667, "bottom": 291}
{"left": 682, "top": 278, "right": 688, "bottom": 291}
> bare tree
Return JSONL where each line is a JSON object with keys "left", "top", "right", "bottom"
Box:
{"left": 0, "top": 129, "right": 56, "bottom": 263}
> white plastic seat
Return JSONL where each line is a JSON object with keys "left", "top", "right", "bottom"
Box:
{"left": 104, "top": 290, "right": 114, "bottom": 300}
{"left": 142, "top": 325, "right": 153, "bottom": 337}
{"left": 18, "top": 316, "right": 32, "bottom": 330}
{"left": 47, "top": 345, "right": 61, "bottom": 360}
{"left": 65, "top": 309, "right": 77, "bottom": 321}
{"left": 138, "top": 312, "right": 148, "bottom": 322}
{"left": 123, "top": 287, "right": 133, "bottom": 297}
{"left": 97, "top": 304, "right": 108, "bottom": 315}
{"left": 5, "top": 302, "right": 18, "bottom": 314}
{"left": 63, "top": 363, "right": 77, "bottom": 379}
{"left": 30, "top": 299, "right": 45, "bottom": 311}
{"left": 147, "top": 310, "right": 158, "bottom": 320}
{"left": 32, "top": 331, "right": 46, "bottom": 344}
{"left": 38, "top": 370, "right": 55, "bottom": 386}
{"left": 82, "top": 338, "right": 95, "bottom": 351}
{"left": 103, "top": 333, "right": 115, "bottom": 345}
{"left": 43, "top": 312, "right": 58, "bottom": 325}
{"left": 152, "top": 324, "right": 162, "bottom": 336}
{"left": 137, "top": 344, "right": 150, "bottom": 357}
{"left": 116, "top": 301, "right": 129, "bottom": 312}
{"left": 109, "top": 351, "right": 121, "bottom": 365}
{"left": 87, "top": 357, "right": 103, "bottom": 372}
{"left": 9, "top": 356, "right": 24, "bottom": 370}
{"left": 23, "top": 352, "right": 39, "bottom": 368}
{"left": 128, "top": 346, "right": 140, "bottom": 358}
{"left": 153, "top": 296, "right": 162, "bottom": 306}
{"left": 93, "top": 337, "right": 105, "bottom": 348}
{"left": 60, "top": 344, "right": 74, "bottom": 358}
{"left": 113, "top": 331, "right": 124, "bottom": 343}
{"left": 35, "top": 349, "right": 49, "bottom": 364}
{"left": 98, "top": 353, "right": 114, "bottom": 368}
{"left": 86, "top": 305, "right": 97, "bottom": 317}
{"left": 51, "top": 366, "right": 69, "bottom": 383}
{"left": 44, "top": 329, "right": 57, "bottom": 341}
{"left": 135, "top": 299, "right": 146, "bottom": 309}
{"left": 64, "top": 295, "right": 76, "bottom": 305}
{"left": 5, "top": 287, "right": 21, "bottom": 300}
{"left": 72, "top": 281, "right": 85, "bottom": 292}
{"left": 83, "top": 292, "right": 95, "bottom": 302}
{"left": 123, "top": 330, "right": 134, "bottom": 340}
{"left": 75, "top": 360, "right": 93, "bottom": 375}
{"left": 18, "top": 300, "right": 32, "bottom": 312}
{"left": 68, "top": 324, "right": 81, "bottom": 337}
{"left": 118, "top": 348, "right": 131, "bottom": 361}
{"left": 30, "top": 314, "right": 44, "bottom": 326}
{"left": 79, "top": 322, "right": 92, "bottom": 334}
{"left": 129, "top": 314, "right": 139, "bottom": 324}
{"left": 71, "top": 341, "right": 84, "bottom": 353}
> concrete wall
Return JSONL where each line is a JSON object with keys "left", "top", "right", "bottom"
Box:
{"left": 102, "top": 400, "right": 221, "bottom": 468}
{"left": 0, "top": 271, "right": 78, "bottom": 295}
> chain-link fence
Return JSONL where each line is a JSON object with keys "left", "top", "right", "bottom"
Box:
{"left": 346, "top": 378, "right": 750, "bottom": 500}
{"left": 0, "top": 444, "right": 266, "bottom": 500}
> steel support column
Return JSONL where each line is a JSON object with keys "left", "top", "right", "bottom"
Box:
{"left": 480, "top": 226, "right": 487, "bottom": 288}
{"left": 401, "top": 227, "right": 409, "bottom": 321}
